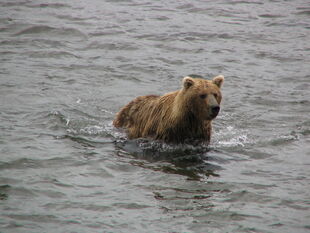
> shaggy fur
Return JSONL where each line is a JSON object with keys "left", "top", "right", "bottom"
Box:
{"left": 113, "top": 75, "right": 224, "bottom": 144}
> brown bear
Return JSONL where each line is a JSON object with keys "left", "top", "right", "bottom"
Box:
{"left": 113, "top": 74, "right": 224, "bottom": 144}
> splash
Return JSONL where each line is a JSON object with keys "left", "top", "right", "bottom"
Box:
{"left": 213, "top": 126, "right": 250, "bottom": 148}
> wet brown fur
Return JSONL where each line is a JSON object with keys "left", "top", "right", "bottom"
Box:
{"left": 113, "top": 75, "right": 224, "bottom": 144}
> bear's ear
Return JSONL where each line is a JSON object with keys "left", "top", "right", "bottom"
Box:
{"left": 183, "top": 76, "right": 194, "bottom": 89}
{"left": 212, "top": 75, "right": 224, "bottom": 88}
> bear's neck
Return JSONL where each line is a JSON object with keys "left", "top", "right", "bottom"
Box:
{"left": 166, "top": 109, "right": 210, "bottom": 143}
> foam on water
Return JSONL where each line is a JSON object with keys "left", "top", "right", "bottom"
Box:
{"left": 213, "top": 125, "right": 250, "bottom": 148}
{"left": 63, "top": 116, "right": 250, "bottom": 155}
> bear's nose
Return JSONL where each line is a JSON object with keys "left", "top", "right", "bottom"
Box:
{"left": 211, "top": 106, "right": 220, "bottom": 115}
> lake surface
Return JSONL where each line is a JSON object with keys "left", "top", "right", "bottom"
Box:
{"left": 0, "top": 0, "right": 309, "bottom": 232}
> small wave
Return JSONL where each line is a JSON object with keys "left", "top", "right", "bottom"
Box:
{"left": 47, "top": 110, "right": 121, "bottom": 143}
{"left": 48, "top": 110, "right": 70, "bottom": 130}
{"left": 296, "top": 10, "right": 310, "bottom": 16}
{"left": 67, "top": 125, "right": 114, "bottom": 137}
{"left": 259, "top": 14, "right": 285, "bottom": 18}
{"left": 27, "top": 3, "right": 70, "bottom": 9}
{"left": 14, "top": 25, "right": 55, "bottom": 35}
{"left": 115, "top": 136, "right": 212, "bottom": 162}
{"left": 268, "top": 133, "right": 300, "bottom": 147}
{"left": 136, "top": 138, "right": 209, "bottom": 154}
{"left": 213, "top": 126, "right": 250, "bottom": 148}
{"left": 14, "top": 25, "right": 87, "bottom": 39}
{"left": 89, "top": 30, "right": 125, "bottom": 37}
{"left": 1, "top": 1, "right": 28, "bottom": 7}
{"left": 84, "top": 41, "right": 138, "bottom": 51}
{"left": 26, "top": 50, "right": 80, "bottom": 59}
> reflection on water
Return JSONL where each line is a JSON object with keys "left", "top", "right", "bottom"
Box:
{"left": 115, "top": 138, "right": 221, "bottom": 180}
{"left": 1, "top": 0, "right": 310, "bottom": 232}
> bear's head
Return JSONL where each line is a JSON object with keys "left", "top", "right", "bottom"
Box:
{"left": 181, "top": 74, "right": 224, "bottom": 121}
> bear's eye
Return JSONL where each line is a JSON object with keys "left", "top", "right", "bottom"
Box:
{"left": 214, "top": 93, "right": 218, "bottom": 98}
{"left": 200, "top": 94, "right": 207, "bottom": 99}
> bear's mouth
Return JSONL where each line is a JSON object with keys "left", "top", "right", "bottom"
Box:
{"left": 207, "top": 114, "right": 218, "bottom": 120}
{"left": 211, "top": 113, "right": 218, "bottom": 119}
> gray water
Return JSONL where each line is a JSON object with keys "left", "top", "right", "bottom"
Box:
{"left": 0, "top": 0, "right": 309, "bottom": 232}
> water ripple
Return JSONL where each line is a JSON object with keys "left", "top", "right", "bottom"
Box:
{"left": 14, "top": 25, "right": 88, "bottom": 39}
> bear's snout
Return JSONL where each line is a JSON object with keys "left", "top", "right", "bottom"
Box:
{"left": 211, "top": 106, "right": 220, "bottom": 118}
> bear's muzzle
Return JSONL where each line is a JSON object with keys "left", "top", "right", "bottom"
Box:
{"left": 210, "top": 105, "right": 220, "bottom": 118}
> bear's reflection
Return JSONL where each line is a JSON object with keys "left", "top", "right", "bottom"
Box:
{"left": 115, "top": 138, "right": 223, "bottom": 180}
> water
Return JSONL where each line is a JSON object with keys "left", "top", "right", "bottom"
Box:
{"left": 0, "top": 0, "right": 309, "bottom": 232}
